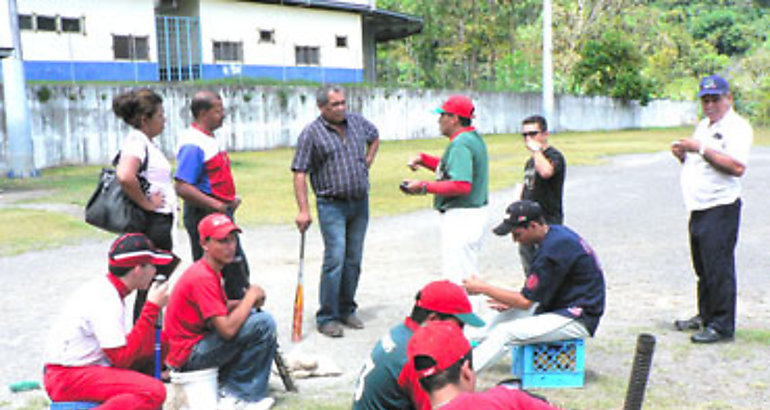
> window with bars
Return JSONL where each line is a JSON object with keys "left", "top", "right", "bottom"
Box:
{"left": 295, "top": 46, "right": 320, "bottom": 65}
{"left": 61, "top": 17, "right": 83, "bottom": 33}
{"left": 18, "top": 14, "right": 33, "bottom": 30}
{"left": 36, "top": 15, "right": 57, "bottom": 31}
{"left": 259, "top": 30, "right": 275, "bottom": 43}
{"left": 213, "top": 41, "right": 243, "bottom": 62}
{"left": 113, "top": 35, "right": 149, "bottom": 60}
{"left": 18, "top": 14, "right": 84, "bottom": 33}
{"left": 335, "top": 36, "right": 347, "bottom": 48}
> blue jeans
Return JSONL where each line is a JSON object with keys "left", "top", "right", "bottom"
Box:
{"left": 181, "top": 310, "right": 276, "bottom": 402}
{"left": 316, "top": 196, "right": 369, "bottom": 325}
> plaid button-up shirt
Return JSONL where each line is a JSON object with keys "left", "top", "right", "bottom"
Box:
{"left": 291, "top": 113, "right": 379, "bottom": 199}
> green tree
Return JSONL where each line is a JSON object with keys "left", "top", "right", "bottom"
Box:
{"left": 571, "top": 30, "right": 654, "bottom": 104}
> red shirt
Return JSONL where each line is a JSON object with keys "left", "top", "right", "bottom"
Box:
{"left": 442, "top": 386, "right": 560, "bottom": 410}
{"left": 164, "top": 259, "right": 228, "bottom": 367}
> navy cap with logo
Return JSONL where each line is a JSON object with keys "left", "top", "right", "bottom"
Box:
{"left": 492, "top": 200, "right": 544, "bottom": 236}
{"left": 698, "top": 75, "right": 730, "bottom": 98}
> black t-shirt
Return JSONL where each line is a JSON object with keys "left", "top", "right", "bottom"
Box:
{"left": 522, "top": 146, "right": 565, "bottom": 224}
{"left": 521, "top": 225, "right": 605, "bottom": 335}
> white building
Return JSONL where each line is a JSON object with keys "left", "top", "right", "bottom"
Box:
{"left": 11, "top": 0, "right": 421, "bottom": 83}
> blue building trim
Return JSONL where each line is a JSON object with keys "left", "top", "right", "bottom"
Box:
{"left": 202, "top": 64, "right": 364, "bottom": 83}
{"left": 24, "top": 61, "right": 159, "bottom": 82}
{"left": 20, "top": 61, "right": 364, "bottom": 83}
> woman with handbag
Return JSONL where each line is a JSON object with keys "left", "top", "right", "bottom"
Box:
{"left": 113, "top": 88, "right": 178, "bottom": 321}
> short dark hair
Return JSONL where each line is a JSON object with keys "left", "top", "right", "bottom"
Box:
{"left": 409, "top": 290, "right": 459, "bottom": 325}
{"left": 522, "top": 115, "right": 548, "bottom": 132}
{"left": 458, "top": 116, "right": 472, "bottom": 127}
{"left": 316, "top": 84, "right": 345, "bottom": 106}
{"left": 191, "top": 91, "right": 221, "bottom": 119}
{"left": 417, "top": 351, "right": 473, "bottom": 393}
{"left": 108, "top": 265, "right": 133, "bottom": 278}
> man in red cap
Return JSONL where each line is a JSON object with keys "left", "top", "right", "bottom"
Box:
{"left": 401, "top": 95, "right": 489, "bottom": 290}
{"left": 165, "top": 213, "right": 277, "bottom": 410}
{"left": 44, "top": 233, "right": 178, "bottom": 409}
{"left": 407, "top": 321, "right": 559, "bottom": 409}
{"left": 353, "top": 280, "right": 484, "bottom": 410}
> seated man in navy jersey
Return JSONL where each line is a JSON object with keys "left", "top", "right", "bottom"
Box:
{"left": 463, "top": 200, "right": 605, "bottom": 372}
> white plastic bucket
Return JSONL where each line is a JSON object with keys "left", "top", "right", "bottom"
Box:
{"left": 169, "top": 368, "right": 218, "bottom": 410}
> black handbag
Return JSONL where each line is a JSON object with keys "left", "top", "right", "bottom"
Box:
{"left": 85, "top": 148, "right": 150, "bottom": 234}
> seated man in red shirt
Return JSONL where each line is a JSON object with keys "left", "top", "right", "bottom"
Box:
{"left": 407, "top": 321, "right": 560, "bottom": 410}
{"left": 44, "top": 233, "right": 177, "bottom": 409}
{"left": 165, "top": 213, "right": 277, "bottom": 410}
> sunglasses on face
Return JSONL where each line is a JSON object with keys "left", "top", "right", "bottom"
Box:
{"left": 521, "top": 131, "right": 540, "bottom": 138}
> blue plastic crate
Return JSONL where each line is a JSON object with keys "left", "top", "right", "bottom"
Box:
{"left": 511, "top": 339, "right": 585, "bottom": 388}
{"left": 50, "top": 402, "right": 99, "bottom": 410}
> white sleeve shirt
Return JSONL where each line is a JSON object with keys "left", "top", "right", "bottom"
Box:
{"left": 44, "top": 276, "right": 130, "bottom": 367}
{"left": 121, "top": 129, "right": 177, "bottom": 215}
{"left": 680, "top": 108, "right": 753, "bottom": 212}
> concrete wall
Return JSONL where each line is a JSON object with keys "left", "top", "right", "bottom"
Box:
{"left": 0, "top": 84, "right": 698, "bottom": 172}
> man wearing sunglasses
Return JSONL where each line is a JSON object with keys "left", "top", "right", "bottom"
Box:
{"left": 518, "top": 115, "right": 565, "bottom": 275}
{"left": 670, "top": 75, "right": 753, "bottom": 344}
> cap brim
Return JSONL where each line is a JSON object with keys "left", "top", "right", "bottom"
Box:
{"left": 110, "top": 248, "right": 178, "bottom": 268}
{"left": 149, "top": 249, "right": 178, "bottom": 266}
{"left": 434, "top": 107, "right": 446, "bottom": 114}
{"left": 492, "top": 221, "right": 514, "bottom": 236}
{"left": 454, "top": 312, "right": 485, "bottom": 327}
{"left": 208, "top": 226, "right": 242, "bottom": 240}
{"left": 698, "top": 89, "right": 724, "bottom": 97}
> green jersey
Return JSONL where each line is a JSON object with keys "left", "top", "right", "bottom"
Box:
{"left": 434, "top": 128, "right": 489, "bottom": 211}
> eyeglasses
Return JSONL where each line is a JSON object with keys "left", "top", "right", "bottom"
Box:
{"left": 521, "top": 131, "right": 540, "bottom": 138}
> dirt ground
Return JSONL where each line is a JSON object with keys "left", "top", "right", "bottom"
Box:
{"left": 2, "top": 148, "right": 769, "bottom": 409}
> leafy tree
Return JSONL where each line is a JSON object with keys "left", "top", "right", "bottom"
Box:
{"left": 571, "top": 30, "right": 653, "bottom": 104}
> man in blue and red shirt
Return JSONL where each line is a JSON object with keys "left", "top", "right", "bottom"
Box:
{"left": 175, "top": 90, "right": 249, "bottom": 299}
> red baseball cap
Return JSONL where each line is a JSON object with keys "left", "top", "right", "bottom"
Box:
{"left": 108, "top": 233, "right": 177, "bottom": 268}
{"left": 416, "top": 280, "right": 484, "bottom": 327}
{"left": 408, "top": 321, "right": 472, "bottom": 379}
{"left": 198, "top": 213, "right": 241, "bottom": 240}
{"left": 435, "top": 95, "right": 475, "bottom": 119}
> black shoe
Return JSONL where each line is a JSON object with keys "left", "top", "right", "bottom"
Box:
{"left": 317, "top": 321, "right": 344, "bottom": 338}
{"left": 691, "top": 326, "right": 733, "bottom": 344}
{"left": 341, "top": 315, "right": 364, "bottom": 329}
{"left": 674, "top": 315, "right": 702, "bottom": 331}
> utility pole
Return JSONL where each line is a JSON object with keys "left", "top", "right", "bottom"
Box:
{"left": 2, "top": 0, "right": 37, "bottom": 177}
{"left": 542, "top": 0, "right": 555, "bottom": 131}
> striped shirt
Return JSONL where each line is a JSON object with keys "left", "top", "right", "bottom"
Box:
{"left": 291, "top": 113, "right": 379, "bottom": 199}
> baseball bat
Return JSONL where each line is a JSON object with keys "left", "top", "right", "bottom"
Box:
{"left": 153, "top": 275, "right": 168, "bottom": 380}
{"left": 291, "top": 231, "right": 306, "bottom": 342}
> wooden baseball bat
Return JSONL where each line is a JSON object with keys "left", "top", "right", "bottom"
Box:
{"left": 291, "top": 231, "right": 306, "bottom": 342}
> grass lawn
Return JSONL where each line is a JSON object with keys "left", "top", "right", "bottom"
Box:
{"left": 1, "top": 127, "right": 768, "bottom": 256}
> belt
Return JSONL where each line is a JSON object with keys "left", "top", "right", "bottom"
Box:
{"left": 318, "top": 195, "right": 364, "bottom": 202}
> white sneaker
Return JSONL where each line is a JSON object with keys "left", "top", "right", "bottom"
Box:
{"left": 242, "top": 397, "right": 275, "bottom": 410}
{"left": 218, "top": 392, "right": 241, "bottom": 410}
{"left": 219, "top": 393, "right": 274, "bottom": 410}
